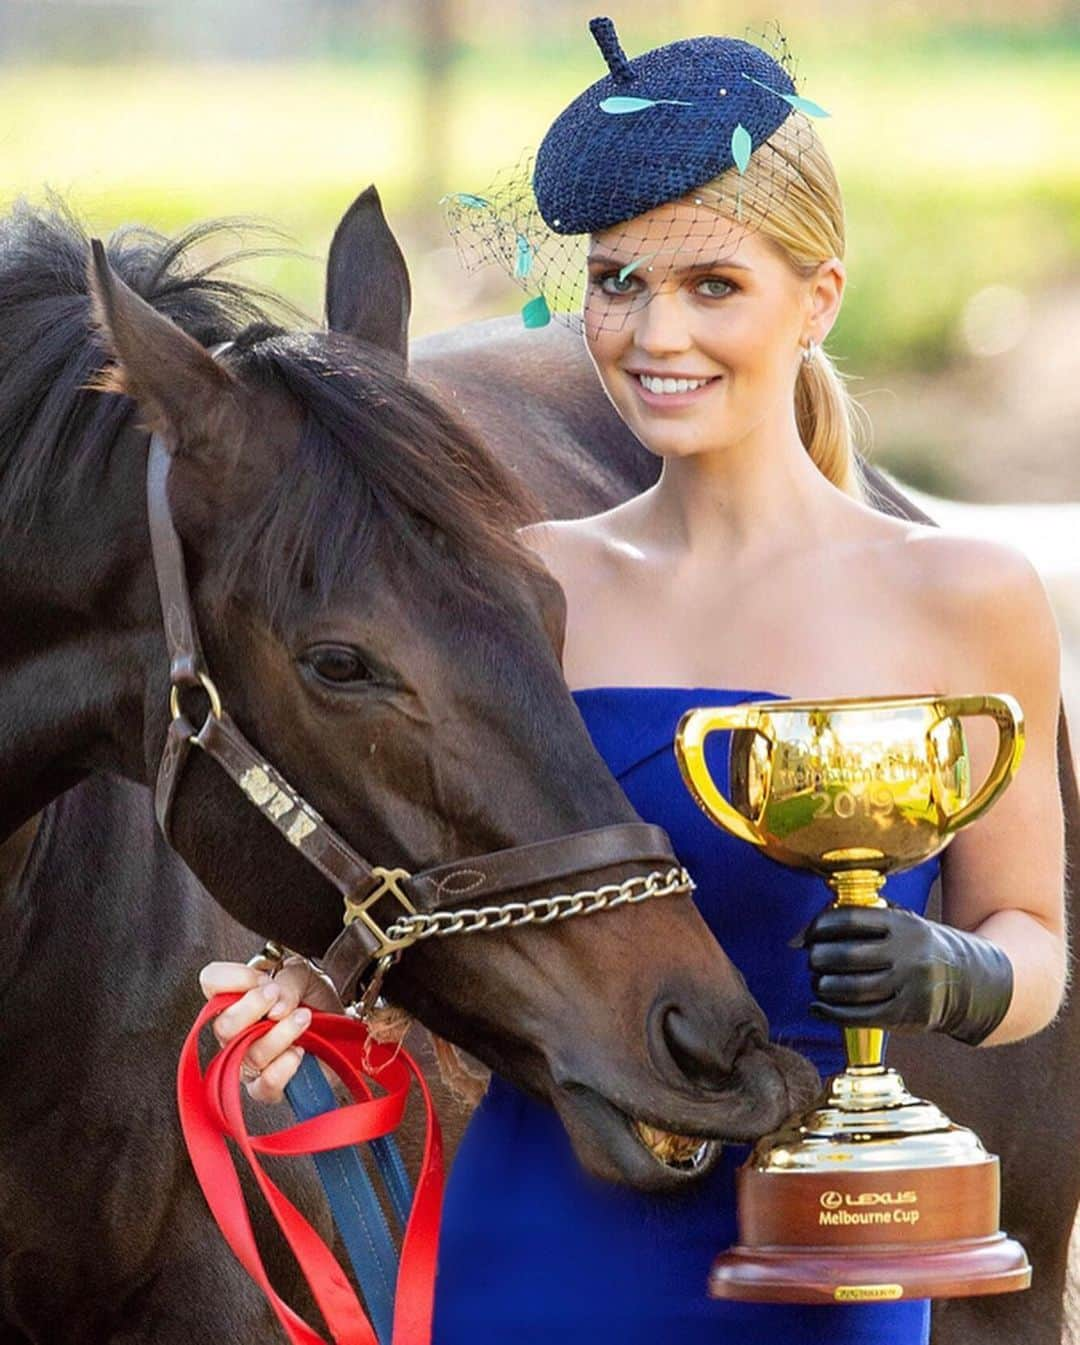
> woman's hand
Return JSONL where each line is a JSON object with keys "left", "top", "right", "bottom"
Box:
{"left": 199, "top": 956, "right": 338, "bottom": 1103}
{"left": 794, "top": 904, "right": 1014, "bottom": 1046}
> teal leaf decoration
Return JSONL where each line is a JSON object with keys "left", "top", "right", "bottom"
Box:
{"left": 599, "top": 96, "right": 692, "bottom": 114}
{"left": 618, "top": 252, "right": 659, "bottom": 282}
{"left": 521, "top": 294, "right": 551, "bottom": 328}
{"left": 783, "top": 93, "right": 830, "bottom": 119}
{"left": 514, "top": 234, "right": 533, "bottom": 279}
{"left": 739, "top": 72, "right": 830, "bottom": 119}
{"left": 449, "top": 192, "right": 490, "bottom": 208}
{"left": 731, "top": 123, "right": 752, "bottom": 174}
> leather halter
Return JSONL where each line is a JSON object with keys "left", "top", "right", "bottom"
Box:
{"left": 146, "top": 432, "right": 685, "bottom": 1007}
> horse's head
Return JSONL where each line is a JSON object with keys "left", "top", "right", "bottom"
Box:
{"left": 82, "top": 190, "right": 816, "bottom": 1188}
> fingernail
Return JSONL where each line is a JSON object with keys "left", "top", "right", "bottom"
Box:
{"left": 293, "top": 1008, "right": 311, "bottom": 1028}
{"left": 268, "top": 999, "right": 290, "bottom": 1019}
{"left": 294, "top": 1046, "right": 306, "bottom": 1061}
{"left": 261, "top": 981, "right": 280, "bottom": 1002}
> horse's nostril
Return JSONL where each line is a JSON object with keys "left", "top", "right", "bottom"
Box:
{"left": 660, "top": 1006, "right": 758, "bottom": 1089}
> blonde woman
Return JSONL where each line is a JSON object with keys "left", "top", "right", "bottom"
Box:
{"left": 203, "top": 18, "right": 1065, "bottom": 1343}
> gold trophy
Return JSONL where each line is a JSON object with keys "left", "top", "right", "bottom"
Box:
{"left": 674, "top": 694, "right": 1031, "bottom": 1304}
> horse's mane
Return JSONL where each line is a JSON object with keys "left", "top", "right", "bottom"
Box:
{"left": 0, "top": 195, "right": 537, "bottom": 622}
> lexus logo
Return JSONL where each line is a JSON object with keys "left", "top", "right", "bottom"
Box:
{"left": 820, "top": 1190, "right": 843, "bottom": 1210}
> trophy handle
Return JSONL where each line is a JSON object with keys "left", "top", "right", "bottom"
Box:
{"left": 675, "top": 707, "right": 772, "bottom": 849}
{"left": 932, "top": 693, "right": 1026, "bottom": 834}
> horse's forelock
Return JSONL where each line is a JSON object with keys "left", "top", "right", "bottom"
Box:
{"left": 0, "top": 197, "right": 286, "bottom": 530}
{"left": 210, "top": 332, "right": 542, "bottom": 631}
{"left": 0, "top": 197, "right": 542, "bottom": 622}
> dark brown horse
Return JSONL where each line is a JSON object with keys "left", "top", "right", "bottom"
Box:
{"left": 410, "top": 258, "right": 1080, "bottom": 1344}
{"left": 0, "top": 192, "right": 818, "bottom": 1342}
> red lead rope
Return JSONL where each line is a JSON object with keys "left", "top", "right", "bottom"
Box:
{"left": 177, "top": 995, "right": 444, "bottom": 1345}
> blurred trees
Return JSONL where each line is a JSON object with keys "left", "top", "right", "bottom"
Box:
{"left": 0, "top": 0, "right": 1076, "bottom": 64}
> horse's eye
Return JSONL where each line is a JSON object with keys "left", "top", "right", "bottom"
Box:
{"left": 303, "top": 644, "right": 375, "bottom": 687}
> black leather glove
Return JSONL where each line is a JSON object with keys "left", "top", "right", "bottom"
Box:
{"left": 793, "top": 904, "right": 1014, "bottom": 1046}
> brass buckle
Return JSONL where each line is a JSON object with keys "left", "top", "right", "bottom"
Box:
{"left": 246, "top": 940, "right": 288, "bottom": 974}
{"left": 245, "top": 940, "right": 343, "bottom": 1011}
{"left": 169, "top": 671, "right": 223, "bottom": 725}
{"left": 349, "top": 952, "right": 398, "bottom": 1021}
{"left": 342, "top": 866, "right": 416, "bottom": 957}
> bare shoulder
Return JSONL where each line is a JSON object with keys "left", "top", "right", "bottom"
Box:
{"left": 900, "top": 529, "right": 1061, "bottom": 689}
{"left": 517, "top": 513, "right": 621, "bottom": 594}
{"left": 900, "top": 528, "right": 1053, "bottom": 615}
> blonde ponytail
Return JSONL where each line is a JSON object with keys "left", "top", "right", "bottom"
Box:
{"left": 795, "top": 346, "right": 871, "bottom": 500}
{"left": 688, "top": 116, "right": 870, "bottom": 501}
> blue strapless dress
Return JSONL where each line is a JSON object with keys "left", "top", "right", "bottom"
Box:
{"left": 434, "top": 687, "right": 938, "bottom": 1344}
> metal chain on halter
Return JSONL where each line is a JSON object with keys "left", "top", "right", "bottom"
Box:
{"left": 385, "top": 865, "right": 694, "bottom": 944}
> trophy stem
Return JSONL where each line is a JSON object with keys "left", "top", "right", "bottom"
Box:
{"left": 843, "top": 1026, "right": 887, "bottom": 1071}
{"left": 827, "top": 869, "right": 888, "bottom": 1073}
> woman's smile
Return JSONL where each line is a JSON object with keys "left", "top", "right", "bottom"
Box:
{"left": 628, "top": 370, "right": 724, "bottom": 410}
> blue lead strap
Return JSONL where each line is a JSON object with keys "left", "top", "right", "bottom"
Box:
{"left": 285, "top": 1051, "right": 414, "bottom": 1345}
{"left": 369, "top": 1125, "right": 415, "bottom": 1230}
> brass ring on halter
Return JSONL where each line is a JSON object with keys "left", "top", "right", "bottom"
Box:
{"left": 169, "top": 671, "right": 223, "bottom": 724}
{"left": 246, "top": 941, "right": 289, "bottom": 975}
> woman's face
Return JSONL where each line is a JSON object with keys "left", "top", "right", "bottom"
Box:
{"left": 582, "top": 201, "right": 842, "bottom": 460}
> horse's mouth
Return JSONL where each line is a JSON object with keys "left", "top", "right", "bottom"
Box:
{"left": 550, "top": 1081, "right": 725, "bottom": 1188}
{"left": 547, "top": 1042, "right": 819, "bottom": 1191}
{"left": 629, "top": 1117, "right": 717, "bottom": 1174}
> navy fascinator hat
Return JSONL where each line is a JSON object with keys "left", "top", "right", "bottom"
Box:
{"left": 442, "top": 16, "right": 830, "bottom": 332}
{"left": 534, "top": 19, "right": 816, "bottom": 236}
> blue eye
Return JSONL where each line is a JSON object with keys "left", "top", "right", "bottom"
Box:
{"left": 592, "top": 272, "right": 736, "bottom": 300}
{"left": 595, "top": 271, "right": 637, "bottom": 297}
{"left": 697, "top": 278, "right": 735, "bottom": 298}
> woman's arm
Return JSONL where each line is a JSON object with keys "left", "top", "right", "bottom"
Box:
{"left": 936, "top": 539, "right": 1067, "bottom": 1044}
{"left": 801, "top": 537, "right": 1068, "bottom": 1047}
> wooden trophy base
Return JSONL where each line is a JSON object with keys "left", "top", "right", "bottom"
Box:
{"left": 712, "top": 1234, "right": 1032, "bottom": 1304}
{"left": 709, "top": 1067, "right": 1032, "bottom": 1305}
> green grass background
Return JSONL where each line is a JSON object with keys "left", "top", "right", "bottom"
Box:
{"left": 1, "top": 19, "right": 1077, "bottom": 373}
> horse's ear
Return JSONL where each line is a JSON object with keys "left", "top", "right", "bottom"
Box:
{"left": 325, "top": 184, "right": 411, "bottom": 368}
{"left": 86, "top": 238, "right": 247, "bottom": 457}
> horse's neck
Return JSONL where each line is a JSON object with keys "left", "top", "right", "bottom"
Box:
{"left": 0, "top": 425, "right": 159, "bottom": 842}
{"left": 412, "top": 318, "right": 659, "bottom": 519}
{"left": 412, "top": 316, "right": 933, "bottom": 526}
{"left": 0, "top": 812, "right": 42, "bottom": 887}
{"left": 0, "top": 779, "right": 250, "bottom": 1031}
{"left": 0, "top": 813, "right": 43, "bottom": 981}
